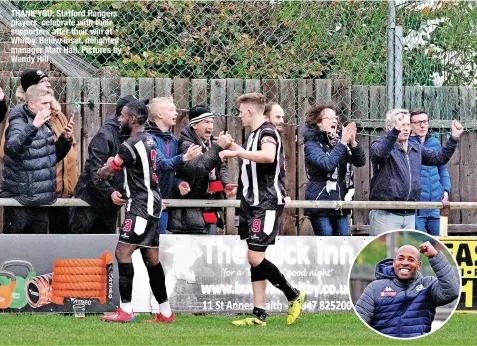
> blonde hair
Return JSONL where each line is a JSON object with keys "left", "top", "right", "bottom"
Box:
{"left": 15, "top": 86, "right": 26, "bottom": 103}
{"left": 17, "top": 85, "right": 61, "bottom": 117}
{"left": 26, "top": 85, "right": 52, "bottom": 102}
{"left": 148, "top": 97, "right": 174, "bottom": 121}
{"left": 50, "top": 97, "right": 61, "bottom": 117}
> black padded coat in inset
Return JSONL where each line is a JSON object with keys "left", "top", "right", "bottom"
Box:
{"left": 1, "top": 104, "right": 72, "bottom": 206}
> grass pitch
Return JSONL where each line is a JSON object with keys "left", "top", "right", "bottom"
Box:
{"left": 0, "top": 312, "right": 475, "bottom": 345}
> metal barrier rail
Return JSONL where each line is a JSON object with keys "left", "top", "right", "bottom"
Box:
{"left": 1, "top": 198, "right": 477, "bottom": 210}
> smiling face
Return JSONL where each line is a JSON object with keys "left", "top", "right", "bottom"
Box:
{"left": 119, "top": 106, "right": 134, "bottom": 135}
{"left": 393, "top": 245, "right": 422, "bottom": 280}
{"left": 317, "top": 108, "right": 338, "bottom": 134}
{"left": 268, "top": 104, "right": 285, "bottom": 131}
{"left": 410, "top": 112, "right": 429, "bottom": 139}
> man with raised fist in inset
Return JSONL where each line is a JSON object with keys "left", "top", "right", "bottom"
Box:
{"left": 356, "top": 241, "right": 460, "bottom": 338}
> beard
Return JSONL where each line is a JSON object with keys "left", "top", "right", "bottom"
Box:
{"left": 120, "top": 125, "right": 132, "bottom": 136}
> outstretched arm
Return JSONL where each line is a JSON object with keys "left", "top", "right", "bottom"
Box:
{"left": 370, "top": 128, "right": 399, "bottom": 163}
{"left": 98, "top": 141, "right": 136, "bottom": 178}
{"left": 98, "top": 156, "right": 121, "bottom": 178}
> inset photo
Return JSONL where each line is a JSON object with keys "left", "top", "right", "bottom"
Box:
{"left": 348, "top": 230, "right": 461, "bottom": 340}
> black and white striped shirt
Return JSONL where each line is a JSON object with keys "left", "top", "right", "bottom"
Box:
{"left": 113, "top": 132, "right": 162, "bottom": 219}
{"left": 239, "top": 122, "right": 285, "bottom": 209}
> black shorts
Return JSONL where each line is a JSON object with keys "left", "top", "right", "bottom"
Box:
{"left": 238, "top": 202, "right": 284, "bottom": 252}
{"left": 118, "top": 213, "right": 159, "bottom": 248}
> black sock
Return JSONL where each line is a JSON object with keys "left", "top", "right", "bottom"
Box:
{"left": 118, "top": 263, "right": 134, "bottom": 303}
{"left": 147, "top": 262, "right": 168, "bottom": 304}
{"left": 259, "top": 259, "right": 299, "bottom": 301}
{"left": 252, "top": 306, "right": 267, "bottom": 321}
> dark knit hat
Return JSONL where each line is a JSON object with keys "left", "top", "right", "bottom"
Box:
{"left": 20, "top": 69, "right": 48, "bottom": 92}
{"left": 116, "top": 95, "right": 149, "bottom": 117}
{"left": 189, "top": 105, "right": 214, "bottom": 125}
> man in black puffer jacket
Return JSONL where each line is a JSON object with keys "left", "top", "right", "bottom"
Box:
{"left": 1, "top": 86, "right": 73, "bottom": 234}
{"left": 69, "top": 95, "right": 148, "bottom": 234}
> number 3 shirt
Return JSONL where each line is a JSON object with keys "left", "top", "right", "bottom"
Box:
{"left": 112, "top": 132, "right": 162, "bottom": 219}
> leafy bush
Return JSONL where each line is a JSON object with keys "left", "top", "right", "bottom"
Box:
{"left": 17, "top": 1, "right": 476, "bottom": 86}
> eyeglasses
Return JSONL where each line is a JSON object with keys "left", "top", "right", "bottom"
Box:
{"left": 321, "top": 116, "right": 339, "bottom": 121}
{"left": 411, "top": 120, "right": 429, "bottom": 126}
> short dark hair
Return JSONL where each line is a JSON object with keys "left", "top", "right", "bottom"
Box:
{"left": 305, "top": 105, "right": 338, "bottom": 127}
{"left": 124, "top": 100, "right": 149, "bottom": 125}
{"left": 410, "top": 109, "right": 428, "bottom": 122}
{"left": 264, "top": 102, "right": 280, "bottom": 118}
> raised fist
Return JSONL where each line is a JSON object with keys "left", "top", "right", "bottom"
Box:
{"left": 419, "top": 241, "right": 438, "bottom": 258}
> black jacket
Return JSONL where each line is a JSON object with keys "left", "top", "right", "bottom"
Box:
{"left": 169, "top": 125, "right": 229, "bottom": 233}
{"left": 302, "top": 125, "right": 366, "bottom": 217}
{"left": 370, "top": 128, "right": 458, "bottom": 204}
{"left": 73, "top": 114, "right": 125, "bottom": 209}
{"left": 0, "top": 104, "right": 72, "bottom": 205}
{"left": 0, "top": 98, "right": 7, "bottom": 123}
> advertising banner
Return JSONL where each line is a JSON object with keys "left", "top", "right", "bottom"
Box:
{"left": 147, "top": 235, "right": 370, "bottom": 313}
{"left": 0, "top": 235, "right": 475, "bottom": 314}
{"left": 440, "top": 237, "right": 477, "bottom": 311}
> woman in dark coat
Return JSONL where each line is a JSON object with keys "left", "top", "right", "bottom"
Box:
{"left": 302, "top": 105, "right": 366, "bottom": 236}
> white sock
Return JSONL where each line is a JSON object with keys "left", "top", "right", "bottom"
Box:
{"left": 159, "top": 301, "right": 172, "bottom": 317}
{"left": 121, "top": 302, "right": 133, "bottom": 314}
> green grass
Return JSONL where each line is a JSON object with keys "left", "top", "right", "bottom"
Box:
{"left": 0, "top": 313, "right": 475, "bottom": 345}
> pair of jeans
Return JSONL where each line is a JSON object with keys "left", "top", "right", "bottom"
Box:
{"left": 415, "top": 216, "right": 440, "bottom": 236}
{"left": 310, "top": 215, "right": 349, "bottom": 236}
{"left": 369, "top": 210, "right": 415, "bottom": 236}
{"left": 158, "top": 210, "right": 168, "bottom": 235}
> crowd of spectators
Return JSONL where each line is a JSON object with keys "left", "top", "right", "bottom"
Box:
{"left": 0, "top": 69, "right": 464, "bottom": 236}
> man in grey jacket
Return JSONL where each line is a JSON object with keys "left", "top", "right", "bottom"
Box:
{"left": 355, "top": 241, "right": 460, "bottom": 338}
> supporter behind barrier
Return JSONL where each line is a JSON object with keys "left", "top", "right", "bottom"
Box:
{"left": 0, "top": 85, "right": 73, "bottom": 234}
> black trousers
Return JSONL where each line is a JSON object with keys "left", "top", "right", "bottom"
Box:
{"left": 47, "top": 207, "right": 70, "bottom": 234}
{"left": 3, "top": 207, "right": 49, "bottom": 234}
{"left": 69, "top": 207, "right": 118, "bottom": 234}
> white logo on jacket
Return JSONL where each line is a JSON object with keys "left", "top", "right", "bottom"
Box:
{"left": 415, "top": 284, "right": 425, "bottom": 292}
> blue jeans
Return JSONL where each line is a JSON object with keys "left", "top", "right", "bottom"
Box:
{"left": 158, "top": 210, "right": 168, "bottom": 235}
{"left": 369, "top": 210, "right": 415, "bottom": 236}
{"left": 310, "top": 215, "right": 349, "bottom": 236}
{"left": 415, "top": 216, "right": 440, "bottom": 236}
